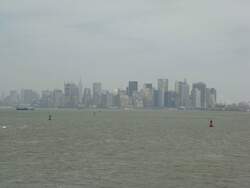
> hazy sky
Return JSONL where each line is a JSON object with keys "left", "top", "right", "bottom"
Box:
{"left": 1, "top": 0, "right": 250, "bottom": 102}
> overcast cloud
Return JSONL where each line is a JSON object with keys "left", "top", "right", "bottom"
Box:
{"left": 1, "top": 0, "right": 250, "bottom": 102}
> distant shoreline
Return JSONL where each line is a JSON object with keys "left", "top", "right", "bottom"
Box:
{"left": 0, "top": 106, "right": 249, "bottom": 113}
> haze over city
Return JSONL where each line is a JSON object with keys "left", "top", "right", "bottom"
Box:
{"left": 1, "top": 0, "right": 250, "bottom": 103}
{"left": 2, "top": 1, "right": 250, "bottom": 188}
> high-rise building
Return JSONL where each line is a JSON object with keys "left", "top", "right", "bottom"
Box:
{"left": 175, "top": 79, "right": 190, "bottom": 107}
{"left": 53, "top": 89, "right": 64, "bottom": 107}
{"left": 112, "top": 89, "right": 120, "bottom": 107}
{"left": 143, "top": 83, "right": 154, "bottom": 108}
{"left": 21, "top": 89, "right": 39, "bottom": 105}
{"left": 106, "top": 92, "right": 113, "bottom": 108}
{"left": 210, "top": 88, "right": 217, "bottom": 104}
{"left": 64, "top": 83, "right": 80, "bottom": 108}
{"left": 132, "top": 90, "right": 144, "bottom": 108}
{"left": 157, "top": 79, "right": 168, "bottom": 107}
{"left": 83, "top": 88, "right": 92, "bottom": 107}
{"left": 192, "top": 82, "right": 207, "bottom": 109}
{"left": 5, "top": 90, "right": 20, "bottom": 106}
{"left": 128, "top": 81, "right": 138, "bottom": 97}
{"left": 78, "top": 79, "right": 83, "bottom": 104}
{"left": 93, "top": 82, "right": 102, "bottom": 107}
{"left": 40, "top": 90, "right": 53, "bottom": 108}
{"left": 144, "top": 83, "right": 153, "bottom": 90}
{"left": 206, "top": 88, "right": 217, "bottom": 108}
{"left": 101, "top": 90, "right": 113, "bottom": 108}
{"left": 166, "top": 91, "right": 177, "bottom": 108}
{"left": 119, "top": 90, "right": 130, "bottom": 108}
{"left": 191, "top": 88, "right": 201, "bottom": 109}
{"left": 153, "top": 89, "right": 159, "bottom": 107}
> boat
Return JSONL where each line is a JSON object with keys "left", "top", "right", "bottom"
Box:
{"left": 16, "top": 105, "right": 35, "bottom": 111}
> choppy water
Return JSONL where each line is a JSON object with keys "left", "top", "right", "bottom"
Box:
{"left": 1, "top": 109, "right": 250, "bottom": 188}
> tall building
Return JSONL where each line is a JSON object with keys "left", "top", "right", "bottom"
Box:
{"left": 119, "top": 90, "right": 130, "bottom": 108}
{"left": 40, "top": 90, "right": 54, "bottom": 108}
{"left": 128, "top": 81, "right": 138, "bottom": 97}
{"left": 21, "top": 89, "right": 39, "bottom": 105}
{"left": 93, "top": 82, "right": 102, "bottom": 107}
{"left": 143, "top": 83, "right": 154, "bottom": 108}
{"left": 112, "top": 89, "right": 120, "bottom": 107}
{"left": 191, "top": 88, "right": 201, "bottom": 109}
{"left": 210, "top": 88, "right": 217, "bottom": 104}
{"left": 192, "top": 82, "right": 207, "bottom": 109}
{"left": 64, "top": 83, "right": 80, "bottom": 108}
{"left": 83, "top": 88, "right": 92, "bottom": 107}
{"left": 101, "top": 90, "right": 113, "bottom": 108}
{"left": 53, "top": 89, "right": 64, "bottom": 107}
{"left": 78, "top": 79, "right": 83, "bottom": 104}
{"left": 144, "top": 83, "right": 153, "bottom": 90}
{"left": 166, "top": 91, "right": 177, "bottom": 108}
{"left": 175, "top": 79, "right": 190, "bottom": 108}
{"left": 206, "top": 88, "right": 217, "bottom": 108}
{"left": 153, "top": 89, "right": 159, "bottom": 107}
{"left": 5, "top": 90, "right": 20, "bottom": 106}
{"left": 132, "top": 90, "right": 144, "bottom": 108}
{"left": 157, "top": 79, "right": 168, "bottom": 107}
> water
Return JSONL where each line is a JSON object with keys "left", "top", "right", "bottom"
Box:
{"left": 1, "top": 109, "right": 250, "bottom": 188}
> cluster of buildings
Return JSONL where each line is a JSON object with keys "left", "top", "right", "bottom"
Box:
{"left": 0, "top": 79, "right": 217, "bottom": 110}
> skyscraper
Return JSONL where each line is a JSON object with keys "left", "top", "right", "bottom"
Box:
{"left": 83, "top": 88, "right": 92, "bottom": 107}
{"left": 157, "top": 79, "right": 168, "bottom": 107}
{"left": 93, "top": 82, "right": 102, "bottom": 107}
{"left": 119, "top": 90, "right": 130, "bottom": 108}
{"left": 191, "top": 88, "right": 201, "bottom": 109}
{"left": 206, "top": 88, "right": 217, "bottom": 108}
{"left": 166, "top": 91, "right": 177, "bottom": 108}
{"left": 78, "top": 78, "right": 83, "bottom": 104}
{"left": 101, "top": 90, "right": 113, "bottom": 108}
{"left": 144, "top": 83, "right": 153, "bottom": 90}
{"left": 210, "top": 88, "right": 217, "bottom": 104}
{"left": 21, "top": 89, "right": 39, "bottom": 105}
{"left": 53, "top": 89, "right": 64, "bottom": 108}
{"left": 143, "top": 83, "right": 154, "bottom": 108}
{"left": 192, "top": 82, "right": 207, "bottom": 109}
{"left": 5, "top": 90, "right": 19, "bottom": 106}
{"left": 40, "top": 90, "right": 53, "bottom": 108}
{"left": 64, "top": 83, "right": 80, "bottom": 108}
{"left": 175, "top": 79, "right": 190, "bottom": 108}
{"left": 128, "top": 81, "right": 138, "bottom": 97}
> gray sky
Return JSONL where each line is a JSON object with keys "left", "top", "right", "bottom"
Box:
{"left": 1, "top": 0, "right": 250, "bottom": 103}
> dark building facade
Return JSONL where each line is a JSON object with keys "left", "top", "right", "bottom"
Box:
{"left": 128, "top": 81, "right": 138, "bottom": 97}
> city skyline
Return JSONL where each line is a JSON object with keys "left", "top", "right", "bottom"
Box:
{"left": 1, "top": 0, "right": 250, "bottom": 103}
{"left": 1, "top": 78, "right": 218, "bottom": 109}
{"left": 0, "top": 76, "right": 249, "bottom": 104}
{"left": 1, "top": 78, "right": 250, "bottom": 111}
{"left": 0, "top": 77, "right": 232, "bottom": 104}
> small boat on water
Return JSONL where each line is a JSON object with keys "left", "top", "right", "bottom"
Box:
{"left": 16, "top": 105, "right": 35, "bottom": 111}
